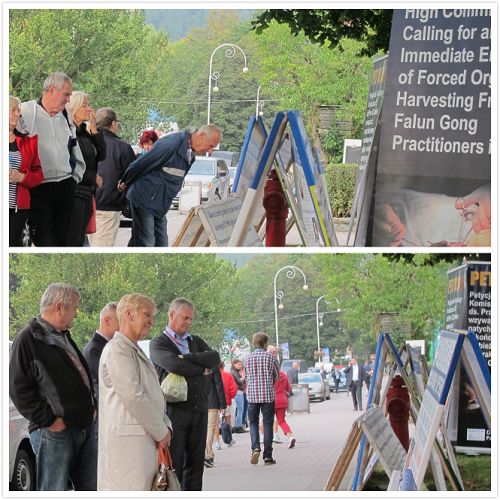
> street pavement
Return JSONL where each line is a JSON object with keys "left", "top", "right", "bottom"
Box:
{"left": 202, "top": 388, "right": 363, "bottom": 492}
{"left": 114, "top": 210, "right": 352, "bottom": 247}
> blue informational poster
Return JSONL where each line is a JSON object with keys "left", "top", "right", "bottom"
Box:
{"left": 233, "top": 115, "right": 268, "bottom": 196}
{"left": 229, "top": 111, "right": 339, "bottom": 246}
{"left": 404, "top": 330, "right": 464, "bottom": 488}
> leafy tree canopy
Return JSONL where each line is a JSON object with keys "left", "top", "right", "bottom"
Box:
{"left": 252, "top": 9, "right": 393, "bottom": 56}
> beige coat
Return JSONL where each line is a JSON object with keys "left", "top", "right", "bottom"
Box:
{"left": 97, "top": 332, "right": 171, "bottom": 491}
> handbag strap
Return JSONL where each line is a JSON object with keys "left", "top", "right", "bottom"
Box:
{"left": 158, "top": 446, "right": 174, "bottom": 468}
{"left": 164, "top": 447, "right": 174, "bottom": 468}
{"left": 158, "top": 446, "right": 167, "bottom": 466}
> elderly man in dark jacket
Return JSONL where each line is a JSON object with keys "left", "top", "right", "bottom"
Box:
{"left": 150, "top": 297, "right": 220, "bottom": 491}
{"left": 91, "top": 107, "right": 136, "bottom": 246}
{"left": 9, "top": 283, "right": 97, "bottom": 491}
{"left": 118, "top": 124, "right": 222, "bottom": 247}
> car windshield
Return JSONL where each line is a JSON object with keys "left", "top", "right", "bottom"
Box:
{"left": 298, "top": 373, "right": 322, "bottom": 383}
{"left": 189, "top": 159, "right": 216, "bottom": 176}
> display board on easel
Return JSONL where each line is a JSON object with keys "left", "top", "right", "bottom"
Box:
{"left": 172, "top": 197, "right": 262, "bottom": 247}
{"left": 400, "top": 330, "right": 490, "bottom": 491}
{"left": 329, "top": 332, "right": 464, "bottom": 492}
{"left": 229, "top": 111, "right": 338, "bottom": 247}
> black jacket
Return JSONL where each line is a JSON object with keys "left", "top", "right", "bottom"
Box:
{"left": 343, "top": 363, "right": 367, "bottom": 386}
{"left": 95, "top": 129, "right": 136, "bottom": 211}
{"left": 150, "top": 332, "right": 220, "bottom": 413}
{"left": 82, "top": 331, "right": 108, "bottom": 402}
{"left": 74, "top": 123, "right": 106, "bottom": 200}
{"left": 207, "top": 366, "right": 227, "bottom": 410}
{"left": 9, "top": 318, "right": 96, "bottom": 433}
{"left": 231, "top": 367, "right": 245, "bottom": 391}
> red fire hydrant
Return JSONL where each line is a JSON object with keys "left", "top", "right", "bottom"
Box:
{"left": 386, "top": 375, "right": 410, "bottom": 451}
{"left": 263, "top": 169, "right": 288, "bottom": 246}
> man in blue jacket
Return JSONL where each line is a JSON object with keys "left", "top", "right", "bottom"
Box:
{"left": 118, "top": 124, "right": 222, "bottom": 246}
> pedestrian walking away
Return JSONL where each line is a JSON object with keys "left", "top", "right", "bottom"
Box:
{"left": 244, "top": 332, "right": 279, "bottom": 466}
{"left": 267, "top": 345, "right": 296, "bottom": 449}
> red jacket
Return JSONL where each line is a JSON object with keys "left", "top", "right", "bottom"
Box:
{"left": 220, "top": 368, "right": 238, "bottom": 406}
{"left": 274, "top": 370, "right": 292, "bottom": 409}
{"left": 11, "top": 133, "right": 43, "bottom": 209}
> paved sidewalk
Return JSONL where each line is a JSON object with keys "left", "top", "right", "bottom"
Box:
{"left": 203, "top": 388, "right": 363, "bottom": 491}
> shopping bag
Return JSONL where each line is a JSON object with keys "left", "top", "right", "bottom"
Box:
{"left": 220, "top": 417, "right": 232, "bottom": 445}
{"left": 152, "top": 447, "right": 182, "bottom": 491}
{"left": 161, "top": 372, "right": 188, "bottom": 403}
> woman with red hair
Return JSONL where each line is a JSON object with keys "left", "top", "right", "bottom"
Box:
{"left": 138, "top": 129, "right": 158, "bottom": 156}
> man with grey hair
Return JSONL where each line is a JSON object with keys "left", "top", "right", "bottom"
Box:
{"left": 150, "top": 298, "right": 220, "bottom": 490}
{"left": 83, "top": 302, "right": 119, "bottom": 401}
{"left": 90, "top": 107, "right": 136, "bottom": 246}
{"left": 9, "top": 283, "right": 97, "bottom": 490}
{"left": 17, "top": 72, "right": 86, "bottom": 246}
{"left": 117, "top": 124, "right": 223, "bottom": 246}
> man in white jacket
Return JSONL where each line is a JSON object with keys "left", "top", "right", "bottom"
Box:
{"left": 18, "top": 72, "right": 86, "bottom": 246}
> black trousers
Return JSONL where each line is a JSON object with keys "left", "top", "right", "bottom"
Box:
{"left": 9, "top": 209, "right": 29, "bottom": 247}
{"left": 67, "top": 196, "right": 92, "bottom": 246}
{"left": 29, "top": 177, "right": 76, "bottom": 247}
{"left": 350, "top": 380, "right": 363, "bottom": 409}
{"left": 166, "top": 405, "right": 208, "bottom": 491}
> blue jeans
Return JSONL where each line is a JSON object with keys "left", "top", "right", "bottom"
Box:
{"left": 248, "top": 402, "right": 275, "bottom": 459}
{"left": 131, "top": 203, "right": 168, "bottom": 247}
{"left": 29, "top": 424, "right": 97, "bottom": 491}
{"left": 234, "top": 391, "right": 245, "bottom": 428}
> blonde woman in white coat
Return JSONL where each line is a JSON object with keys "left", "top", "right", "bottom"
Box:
{"left": 98, "top": 293, "right": 172, "bottom": 491}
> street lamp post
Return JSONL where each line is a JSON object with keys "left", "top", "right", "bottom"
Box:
{"left": 273, "top": 266, "right": 309, "bottom": 357}
{"left": 316, "top": 296, "right": 340, "bottom": 362}
{"left": 255, "top": 81, "right": 279, "bottom": 117}
{"left": 255, "top": 85, "right": 263, "bottom": 117}
{"left": 207, "top": 43, "right": 248, "bottom": 125}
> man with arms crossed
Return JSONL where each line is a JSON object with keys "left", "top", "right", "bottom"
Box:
{"left": 150, "top": 298, "right": 220, "bottom": 490}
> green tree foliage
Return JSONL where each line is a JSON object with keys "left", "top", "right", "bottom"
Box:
{"left": 9, "top": 254, "right": 240, "bottom": 349}
{"left": 252, "top": 9, "right": 393, "bottom": 56}
{"left": 242, "top": 22, "right": 373, "bottom": 137}
{"left": 325, "top": 163, "right": 358, "bottom": 217}
{"left": 9, "top": 9, "right": 170, "bottom": 142}
{"left": 313, "top": 253, "right": 465, "bottom": 350}
{"left": 10, "top": 9, "right": 377, "bottom": 148}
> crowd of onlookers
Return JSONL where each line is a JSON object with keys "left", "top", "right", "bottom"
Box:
{"left": 9, "top": 71, "right": 222, "bottom": 247}
{"left": 9, "top": 283, "right": 296, "bottom": 491}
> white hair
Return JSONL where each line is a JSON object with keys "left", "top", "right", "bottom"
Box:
{"left": 40, "top": 283, "right": 80, "bottom": 314}
{"left": 43, "top": 72, "right": 72, "bottom": 92}
{"left": 66, "top": 91, "right": 88, "bottom": 122}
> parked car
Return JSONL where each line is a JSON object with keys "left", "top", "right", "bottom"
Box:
{"left": 9, "top": 400, "right": 36, "bottom": 491}
{"left": 172, "top": 156, "right": 230, "bottom": 208}
{"left": 281, "top": 359, "right": 309, "bottom": 374}
{"left": 211, "top": 151, "right": 240, "bottom": 188}
{"left": 328, "top": 370, "right": 348, "bottom": 392}
{"left": 298, "top": 372, "right": 330, "bottom": 401}
{"left": 9, "top": 341, "right": 36, "bottom": 491}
